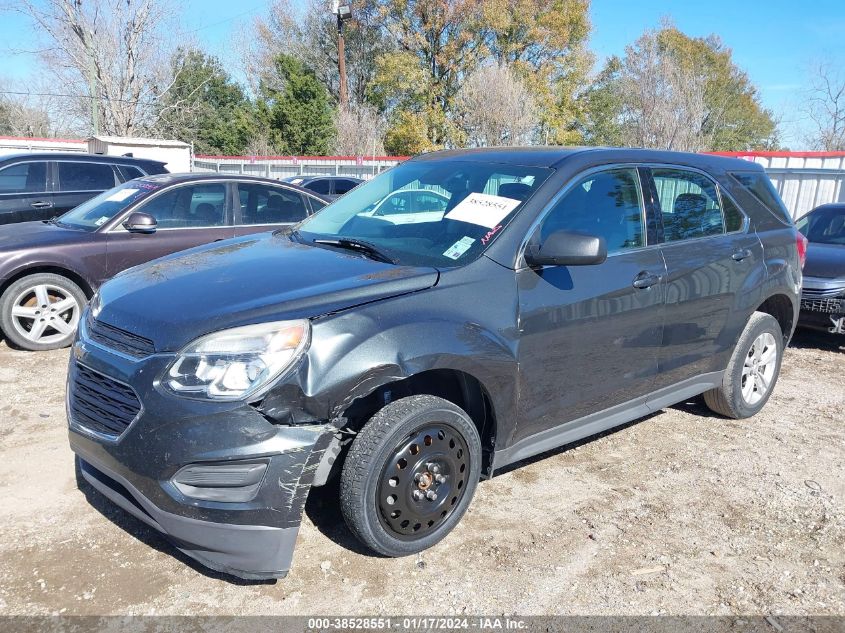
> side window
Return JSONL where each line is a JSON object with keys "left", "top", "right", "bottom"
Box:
{"left": 652, "top": 168, "right": 725, "bottom": 242}
{"left": 0, "top": 162, "right": 48, "bottom": 193}
{"left": 307, "top": 179, "right": 332, "bottom": 195}
{"left": 730, "top": 171, "right": 791, "bottom": 224}
{"left": 57, "top": 162, "right": 118, "bottom": 191}
{"left": 721, "top": 193, "right": 746, "bottom": 233}
{"left": 308, "top": 197, "right": 327, "bottom": 213}
{"left": 333, "top": 179, "right": 359, "bottom": 195}
{"left": 540, "top": 168, "right": 645, "bottom": 253}
{"left": 375, "top": 193, "right": 410, "bottom": 215}
{"left": 238, "top": 183, "right": 307, "bottom": 224}
{"left": 118, "top": 165, "right": 145, "bottom": 181}
{"left": 138, "top": 184, "right": 227, "bottom": 228}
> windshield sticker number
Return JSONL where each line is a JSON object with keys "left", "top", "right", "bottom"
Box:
{"left": 443, "top": 236, "right": 475, "bottom": 260}
{"left": 94, "top": 216, "right": 110, "bottom": 226}
{"left": 105, "top": 188, "right": 139, "bottom": 202}
{"left": 444, "top": 192, "right": 521, "bottom": 228}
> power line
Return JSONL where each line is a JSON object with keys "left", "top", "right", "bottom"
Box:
{"left": 0, "top": 90, "right": 156, "bottom": 105}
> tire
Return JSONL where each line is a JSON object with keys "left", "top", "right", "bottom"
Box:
{"left": 339, "top": 394, "right": 482, "bottom": 557}
{"left": 0, "top": 273, "right": 87, "bottom": 351}
{"left": 703, "top": 311, "right": 784, "bottom": 419}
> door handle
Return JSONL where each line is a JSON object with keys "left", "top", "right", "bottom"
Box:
{"left": 30, "top": 201, "right": 53, "bottom": 209}
{"left": 632, "top": 272, "right": 661, "bottom": 289}
{"left": 731, "top": 248, "right": 752, "bottom": 261}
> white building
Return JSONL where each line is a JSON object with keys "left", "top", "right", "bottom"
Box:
{"left": 87, "top": 136, "right": 192, "bottom": 173}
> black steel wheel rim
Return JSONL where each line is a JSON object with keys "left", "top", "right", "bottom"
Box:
{"left": 376, "top": 423, "right": 470, "bottom": 540}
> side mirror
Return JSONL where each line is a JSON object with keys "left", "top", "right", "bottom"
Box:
{"left": 525, "top": 230, "right": 607, "bottom": 267}
{"left": 122, "top": 212, "right": 157, "bottom": 234}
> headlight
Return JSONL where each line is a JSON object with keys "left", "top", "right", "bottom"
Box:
{"left": 163, "top": 320, "right": 310, "bottom": 401}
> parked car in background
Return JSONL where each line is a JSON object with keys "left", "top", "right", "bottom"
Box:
{"left": 0, "top": 173, "right": 328, "bottom": 351}
{"left": 68, "top": 148, "right": 800, "bottom": 580}
{"left": 796, "top": 203, "right": 845, "bottom": 334}
{"left": 282, "top": 175, "right": 363, "bottom": 199}
{"left": 0, "top": 153, "right": 168, "bottom": 225}
{"left": 358, "top": 188, "right": 450, "bottom": 224}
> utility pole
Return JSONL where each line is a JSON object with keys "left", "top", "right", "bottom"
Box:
{"left": 333, "top": 2, "right": 353, "bottom": 109}
{"left": 85, "top": 30, "right": 99, "bottom": 135}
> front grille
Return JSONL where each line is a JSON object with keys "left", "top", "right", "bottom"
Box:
{"left": 87, "top": 314, "right": 155, "bottom": 358}
{"left": 802, "top": 286, "right": 845, "bottom": 299}
{"left": 801, "top": 297, "right": 845, "bottom": 314}
{"left": 69, "top": 363, "right": 142, "bottom": 439}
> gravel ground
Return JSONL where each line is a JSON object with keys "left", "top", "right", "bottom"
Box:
{"left": 0, "top": 329, "right": 842, "bottom": 616}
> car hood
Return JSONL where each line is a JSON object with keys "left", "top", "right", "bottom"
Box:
{"left": 0, "top": 220, "right": 92, "bottom": 251}
{"left": 804, "top": 242, "right": 845, "bottom": 279}
{"left": 95, "top": 232, "right": 440, "bottom": 351}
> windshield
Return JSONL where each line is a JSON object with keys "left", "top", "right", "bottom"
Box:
{"left": 796, "top": 206, "right": 845, "bottom": 246}
{"left": 57, "top": 181, "right": 161, "bottom": 231}
{"left": 297, "top": 160, "right": 553, "bottom": 267}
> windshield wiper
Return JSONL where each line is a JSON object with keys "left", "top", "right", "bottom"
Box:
{"left": 312, "top": 238, "right": 397, "bottom": 264}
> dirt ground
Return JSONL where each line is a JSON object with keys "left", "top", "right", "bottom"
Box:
{"left": 0, "top": 330, "right": 842, "bottom": 617}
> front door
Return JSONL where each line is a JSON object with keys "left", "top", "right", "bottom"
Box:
{"left": 106, "top": 181, "right": 235, "bottom": 275}
{"left": 514, "top": 166, "right": 666, "bottom": 444}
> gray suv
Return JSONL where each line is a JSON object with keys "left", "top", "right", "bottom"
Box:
{"left": 68, "top": 148, "right": 802, "bottom": 580}
{"left": 0, "top": 152, "right": 167, "bottom": 225}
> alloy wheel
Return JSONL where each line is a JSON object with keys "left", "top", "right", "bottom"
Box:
{"left": 741, "top": 332, "right": 778, "bottom": 405}
{"left": 10, "top": 283, "right": 81, "bottom": 345}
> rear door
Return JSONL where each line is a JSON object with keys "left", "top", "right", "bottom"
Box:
{"left": 106, "top": 181, "right": 235, "bottom": 275}
{"left": 234, "top": 182, "right": 310, "bottom": 237}
{"left": 53, "top": 160, "right": 121, "bottom": 216}
{"left": 514, "top": 166, "right": 667, "bottom": 443}
{"left": 0, "top": 160, "right": 52, "bottom": 224}
{"left": 644, "top": 166, "right": 762, "bottom": 389}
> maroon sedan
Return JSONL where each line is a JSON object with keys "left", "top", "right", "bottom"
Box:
{"left": 0, "top": 173, "right": 329, "bottom": 351}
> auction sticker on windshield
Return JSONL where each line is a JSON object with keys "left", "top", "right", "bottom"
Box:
{"left": 105, "top": 188, "right": 140, "bottom": 202}
{"left": 443, "top": 236, "right": 475, "bottom": 260}
{"left": 444, "top": 192, "right": 521, "bottom": 228}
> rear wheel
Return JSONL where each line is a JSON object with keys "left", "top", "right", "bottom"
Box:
{"left": 339, "top": 395, "right": 481, "bottom": 557}
{"left": 704, "top": 311, "right": 784, "bottom": 419}
{"left": 0, "top": 273, "right": 86, "bottom": 351}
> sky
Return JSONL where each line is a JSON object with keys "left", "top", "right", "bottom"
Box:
{"left": 2, "top": 0, "right": 845, "bottom": 148}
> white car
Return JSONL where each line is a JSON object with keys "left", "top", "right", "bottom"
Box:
{"left": 359, "top": 189, "right": 449, "bottom": 224}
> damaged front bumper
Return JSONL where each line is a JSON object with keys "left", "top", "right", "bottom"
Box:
{"left": 66, "top": 330, "right": 334, "bottom": 580}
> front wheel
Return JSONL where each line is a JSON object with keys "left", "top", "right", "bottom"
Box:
{"left": 339, "top": 395, "right": 482, "bottom": 557}
{"left": 0, "top": 273, "right": 86, "bottom": 351}
{"left": 704, "top": 311, "right": 784, "bottom": 419}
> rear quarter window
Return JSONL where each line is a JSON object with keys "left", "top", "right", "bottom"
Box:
{"left": 730, "top": 171, "right": 792, "bottom": 225}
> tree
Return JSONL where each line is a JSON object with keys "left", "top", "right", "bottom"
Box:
{"left": 584, "top": 23, "right": 778, "bottom": 152}
{"left": 16, "top": 0, "right": 178, "bottom": 136}
{"left": 259, "top": 54, "right": 334, "bottom": 155}
{"left": 0, "top": 85, "right": 54, "bottom": 137}
{"left": 245, "top": 0, "right": 393, "bottom": 106}
{"left": 368, "top": 0, "right": 488, "bottom": 152}
{"left": 454, "top": 64, "right": 538, "bottom": 146}
{"left": 154, "top": 49, "right": 257, "bottom": 155}
{"left": 333, "top": 102, "right": 387, "bottom": 155}
{"left": 480, "top": 0, "right": 592, "bottom": 144}
{"left": 804, "top": 63, "right": 845, "bottom": 151}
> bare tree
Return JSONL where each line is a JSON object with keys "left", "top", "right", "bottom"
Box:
{"left": 240, "top": 0, "right": 393, "bottom": 104}
{"left": 16, "top": 0, "right": 179, "bottom": 136}
{"left": 454, "top": 64, "right": 538, "bottom": 147}
{"left": 333, "top": 103, "right": 387, "bottom": 155}
{"left": 617, "top": 29, "right": 708, "bottom": 151}
{"left": 0, "top": 81, "right": 56, "bottom": 137}
{"left": 804, "top": 63, "right": 845, "bottom": 151}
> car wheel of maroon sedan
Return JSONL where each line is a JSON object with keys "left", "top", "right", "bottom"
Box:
{"left": 0, "top": 272, "right": 86, "bottom": 351}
